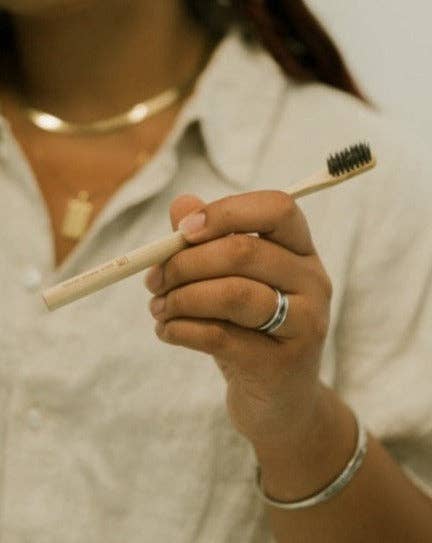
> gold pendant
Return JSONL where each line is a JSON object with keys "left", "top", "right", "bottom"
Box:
{"left": 61, "top": 191, "right": 94, "bottom": 240}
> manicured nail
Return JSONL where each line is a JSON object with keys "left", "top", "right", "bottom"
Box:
{"left": 178, "top": 212, "right": 206, "bottom": 235}
{"left": 150, "top": 296, "right": 166, "bottom": 317}
{"left": 145, "top": 266, "right": 163, "bottom": 291}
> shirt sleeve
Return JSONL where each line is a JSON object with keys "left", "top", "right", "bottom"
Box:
{"left": 334, "top": 130, "right": 432, "bottom": 497}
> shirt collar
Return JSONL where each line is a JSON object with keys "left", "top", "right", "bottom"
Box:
{"left": 179, "top": 29, "right": 290, "bottom": 188}
{"left": 0, "top": 30, "right": 290, "bottom": 190}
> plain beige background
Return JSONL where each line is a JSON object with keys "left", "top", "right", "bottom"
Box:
{"left": 308, "top": 0, "right": 432, "bottom": 145}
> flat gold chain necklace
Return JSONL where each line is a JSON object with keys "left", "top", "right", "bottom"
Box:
{"left": 14, "top": 84, "right": 190, "bottom": 241}
{"left": 18, "top": 82, "right": 191, "bottom": 240}
{"left": 17, "top": 35, "right": 215, "bottom": 136}
{"left": 13, "top": 42, "right": 213, "bottom": 240}
{"left": 15, "top": 36, "right": 214, "bottom": 135}
{"left": 23, "top": 84, "right": 190, "bottom": 135}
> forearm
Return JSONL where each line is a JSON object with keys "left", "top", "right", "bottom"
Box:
{"left": 255, "top": 386, "right": 432, "bottom": 543}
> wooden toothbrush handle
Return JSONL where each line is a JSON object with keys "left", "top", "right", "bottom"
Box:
{"left": 42, "top": 156, "right": 377, "bottom": 311}
{"left": 42, "top": 230, "right": 188, "bottom": 311}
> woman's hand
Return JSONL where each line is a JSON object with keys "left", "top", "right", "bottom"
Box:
{"left": 144, "top": 191, "right": 333, "bottom": 456}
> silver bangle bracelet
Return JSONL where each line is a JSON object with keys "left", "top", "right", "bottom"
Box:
{"left": 255, "top": 413, "right": 367, "bottom": 510}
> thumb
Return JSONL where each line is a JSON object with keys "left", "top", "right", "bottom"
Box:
{"left": 169, "top": 193, "right": 206, "bottom": 231}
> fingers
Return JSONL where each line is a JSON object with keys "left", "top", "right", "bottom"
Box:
{"left": 177, "top": 190, "right": 315, "bottom": 256}
{"left": 149, "top": 276, "right": 305, "bottom": 338}
{"left": 145, "top": 233, "right": 324, "bottom": 298}
{"left": 153, "top": 315, "right": 323, "bottom": 387}
{"left": 169, "top": 194, "right": 206, "bottom": 231}
{"left": 147, "top": 193, "right": 331, "bottom": 352}
{"left": 153, "top": 317, "right": 288, "bottom": 382}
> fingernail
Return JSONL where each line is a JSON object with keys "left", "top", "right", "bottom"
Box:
{"left": 150, "top": 296, "right": 166, "bottom": 317}
{"left": 145, "top": 266, "right": 163, "bottom": 291}
{"left": 178, "top": 212, "right": 206, "bottom": 235}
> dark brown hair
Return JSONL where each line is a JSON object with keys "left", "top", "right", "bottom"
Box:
{"left": 0, "top": 0, "right": 370, "bottom": 104}
{"left": 186, "top": 0, "right": 369, "bottom": 103}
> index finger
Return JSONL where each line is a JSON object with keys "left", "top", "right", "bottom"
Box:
{"left": 177, "top": 190, "right": 316, "bottom": 256}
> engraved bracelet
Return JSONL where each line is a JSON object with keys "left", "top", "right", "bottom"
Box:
{"left": 255, "top": 413, "right": 367, "bottom": 510}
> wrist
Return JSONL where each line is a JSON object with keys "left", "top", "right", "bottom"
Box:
{"left": 254, "top": 386, "right": 357, "bottom": 502}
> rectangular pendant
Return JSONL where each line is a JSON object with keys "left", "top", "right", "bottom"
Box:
{"left": 61, "top": 194, "right": 94, "bottom": 240}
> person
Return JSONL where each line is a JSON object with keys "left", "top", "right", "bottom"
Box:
{"left": 1, "top": 1, "right": 431, "bottom": 541}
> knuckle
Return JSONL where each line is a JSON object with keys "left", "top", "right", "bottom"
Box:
{"left": 306, "top": 258, "right": 333, "bottom": 301}
{"left": 230, "top": 234, "right": 258, "bottom": 268}
{"left": 165, "top": 252, "right": 186, "bottom": 285}
{"left": 321, "top": 273, "right": 333, "bottom": 301}
{"left": 219, "top": 199, "right": 237, "bottom": 222}
{"left": 166, "top": 288, "right": 183, "bottom": 315}
{"left": 275, "top": 191, "right": 296, "bottom": 221}
{"left": 223, "top": 280, "right": 252, "bottom": 317}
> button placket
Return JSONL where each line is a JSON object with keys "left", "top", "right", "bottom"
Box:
{"left": 27, "top": 407, "right": 43, "bottom": 431}
{"left": 22, "top": 267, "right": 43, "bottom": 291}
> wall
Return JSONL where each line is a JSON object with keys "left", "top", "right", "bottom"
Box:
{"left": 307, "top": 0, "right": 432, "bottom": 145}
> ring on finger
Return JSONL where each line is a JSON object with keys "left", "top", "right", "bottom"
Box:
{"left": 257, "top": 288, "right": 289, "bottom": 334}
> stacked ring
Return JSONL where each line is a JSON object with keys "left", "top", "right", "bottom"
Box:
{"left": 257, "top": 288, "right": 289, "bottom": 334}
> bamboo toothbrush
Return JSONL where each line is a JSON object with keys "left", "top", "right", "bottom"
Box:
{"left": 42, "top": 142, "right": 376, "bottom": 311}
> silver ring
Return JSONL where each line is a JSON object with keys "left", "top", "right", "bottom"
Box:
{"left": 257, "top": 288, "right": 289, "bottom": 334}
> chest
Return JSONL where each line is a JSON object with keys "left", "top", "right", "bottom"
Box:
{"left": 0, "top": 92, "right": 183, "bottom": 267}
{"left": 20, "top": 135, "right": 153, "bottom": 266}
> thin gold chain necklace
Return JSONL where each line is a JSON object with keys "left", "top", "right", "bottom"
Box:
{"left": 59, "top": 151, "right": 151, "bottom": 241}
{"left": 12, "top": 42, "right": 213, "bottom": 239}
{"left": 32, "top": 145, "right": 151, "bottom": 241}
{"left": 17, "top": 82, "right": 192, "bottom": 240}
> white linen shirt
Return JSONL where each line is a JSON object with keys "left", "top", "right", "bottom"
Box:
{"left": 1, "top": 30, "right": 432, "bottom": 543}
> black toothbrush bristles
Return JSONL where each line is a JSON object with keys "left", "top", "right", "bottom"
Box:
{"left": 327, "top": 142, "right": 372, "bottom": 177}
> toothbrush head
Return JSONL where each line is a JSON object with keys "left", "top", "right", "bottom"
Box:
{"left": 327, "top": 142, "right": 373, "bottom": 177}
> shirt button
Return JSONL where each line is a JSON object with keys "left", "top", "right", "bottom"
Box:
{"left": 22, "top": 267, "right": 43, "bottom": 291}
{"left": 27, "top": 407, "right": 43, "bottom": 430}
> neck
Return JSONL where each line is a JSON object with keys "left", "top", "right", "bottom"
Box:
{"left": 7, "top": 1, "right": 212, "bottom": 122}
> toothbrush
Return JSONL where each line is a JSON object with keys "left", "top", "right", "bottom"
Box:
{"left": 42, "top": 142, "right": 376, "bottom": 311}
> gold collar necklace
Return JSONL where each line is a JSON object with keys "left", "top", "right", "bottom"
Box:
{"left": 17, "top": 38, "right": 215, "bottom": 135}
{"left": 22, "top": 82, "right": 191, "bottom": 136}
{"left": 16, "top": 81, "right": 191, "bottom": 241}
{"left": 16, "top": 80, "right": 194, "bottom": 241}
{"left": 12, "top": 44, "right": 214, "bottom": 242}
